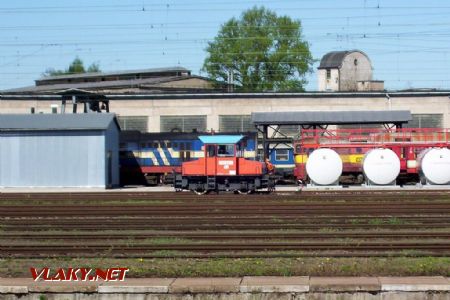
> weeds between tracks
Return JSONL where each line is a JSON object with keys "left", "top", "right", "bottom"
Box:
{"left": 1, "top": 191, "right": 450, "bottom": 277}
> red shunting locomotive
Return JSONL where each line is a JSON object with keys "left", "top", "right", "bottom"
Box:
{"left": 174, "top": 135, "right": 275, "bottom": 194}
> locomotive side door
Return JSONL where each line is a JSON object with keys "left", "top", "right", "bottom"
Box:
{"left": 205, "top": 144, "right": 217, "bottom": 176}
{"left": 216, "top": 144, "right": 237, "bottom": 176}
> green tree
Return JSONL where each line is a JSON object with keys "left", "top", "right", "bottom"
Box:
{"left": 43, "top": 57, "right": 101, "bottom": 77}
{"left": 67, "top": 57, "right": 85, "bottom": 74}
{"left": 203, "top": 6, "right": 314, "bottom": 92}
{"left": 87, "top": 62, "right": 101, "bottom": 73}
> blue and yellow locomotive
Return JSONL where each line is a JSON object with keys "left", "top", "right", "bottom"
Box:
{"left": 119, "top": 131, "right": 260, "bottom": 185}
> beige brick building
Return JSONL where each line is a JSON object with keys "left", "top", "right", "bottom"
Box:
{"left": 1, "top": 66, "right": 449, "bottom": 132}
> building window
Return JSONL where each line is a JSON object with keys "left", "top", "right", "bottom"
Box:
{"left": 326, "top": 69, "right": 331, "bottom": 79}
{"left": 219, "top": 115, "right": 255, "bottom": 132}
{"left": 117, "top": 116, "right": 148, "bottom": 132}
{"left": 404, "top": 114, "right": 443, "bottom": 128}
{"left": 275, "top": 149, "right": 289, "bottom": 161}
{"left": 160, "top": 115, "right": 207, "bottom": 132}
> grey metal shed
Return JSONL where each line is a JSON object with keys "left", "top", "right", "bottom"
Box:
{"left": 0, "top": 113, "right": 120, "bottom": 188}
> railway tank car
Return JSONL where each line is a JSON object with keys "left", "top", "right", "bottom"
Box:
{"left": 294, "top": 127, "right": 450, "bottom": 186}
{"left": 174, "top": 135, "right": 275, "bottom": 194}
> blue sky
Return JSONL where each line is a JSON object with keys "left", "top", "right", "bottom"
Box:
{"left": 0, "top": 0, "right": 449, "bottom": 91}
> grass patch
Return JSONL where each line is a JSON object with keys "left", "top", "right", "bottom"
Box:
{"left": 2, "top": 257, "right": 450, "bottom": 278}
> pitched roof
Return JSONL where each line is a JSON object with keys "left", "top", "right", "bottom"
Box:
{"left": 37, "top": 66, "right": 190, "bottom": 81}
{"left": 0, "top": 113, "right": 120, "bottom": 131}
{"left": 1, "top": 76, "right": 208, "bottom": 94}
{"left": 251, "top": 110, "right": 412, "bottom": 125}
{"left": 318, "top": 50, "right": 369, "bottom": 69}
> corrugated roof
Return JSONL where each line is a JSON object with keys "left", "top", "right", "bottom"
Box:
{"left": 251, "top": 110, "right": 412, "bottom": 125}
{"left": 37, "top": 67, "right": 190, "bottom": 81}
{"left": 318, "top": 50, "right": 368, "bottom": 69}
{"left": 0, "top": 113, "right": 120, "bottom": 131}
{"left": 199, "top": 135, "right": 244, "bottom": 144}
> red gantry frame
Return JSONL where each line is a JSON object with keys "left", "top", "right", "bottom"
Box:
{"left": 293, "top": 127, "right": 450, "bottom": 182}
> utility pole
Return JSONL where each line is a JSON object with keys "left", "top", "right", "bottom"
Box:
{"left": 227, "top": 69, "right": 234, "bottom": 93}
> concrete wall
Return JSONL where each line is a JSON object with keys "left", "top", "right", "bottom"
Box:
{"left": 318, "top": 51, "right": 373, "bottom": 92}
{"left": 358, "top": 80, "right": 385, "bottom": 91}
{"left": 1, "top": 276, "right": 450, "bottom": 300}
{"left": 1, "top": 94, "right": 449, "bottom": 132}
{"left": 339, "top": 52, "right": 373, "bottom": 91}
{"left": 108, "top": 95, "right": 450, "bottom": 131}
{"left": 318, "top": 69, "right": 339, "bottom": 91}
{"left": 0, "top": 130, "right": 107, "bottom": 188}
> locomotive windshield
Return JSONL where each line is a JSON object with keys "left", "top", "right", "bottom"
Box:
{"left": 217, "top": 144, "right": 235, "bottom": 157}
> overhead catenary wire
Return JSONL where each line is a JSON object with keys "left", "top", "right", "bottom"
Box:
{"left": 0, "top": 0, "right": 449, "bottom": 90}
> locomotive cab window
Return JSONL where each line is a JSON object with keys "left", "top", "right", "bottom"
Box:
{"left": 218, "top": 144, "right": 235, "bottom": 157}
{"left": 275, "top": 149, "right": 289, "bottom": 161}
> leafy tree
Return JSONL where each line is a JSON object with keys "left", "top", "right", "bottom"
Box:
{"left": 43, "top": 57, "right": 101, "bottom": 77}
{"left": 203, "top": 6, "right": 314, "bottom": 92}
{"left": 67, "top": 57, "right": 85, "bottom": 74}
{"left": 87, "top": 62, "right": 101, "bottom": 73}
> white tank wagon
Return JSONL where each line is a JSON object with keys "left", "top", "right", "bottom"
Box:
{"left": 418, "top": 148, "right": 450, "bottom": 185}
{"left": 363, "top": 148, "right": 400, "bottom": 185}
{"left": 306, "top": 148, "right": 343, "bottom": 186}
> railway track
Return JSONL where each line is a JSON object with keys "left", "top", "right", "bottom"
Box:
{"left": 2, "top": 190, "right": 450, "bottom": 201}
{"left": 2, "top": 242, "right": 450, "bottom": 258}
{"left": 4, "top": 224, "right": 450, "bottom": 231}
{"left": 2, "top": 231, "right": 450, "bottom": 239}
{"left": 2, "top": 203, "right": 450, "bottom": 217}
{"left": 3, "top": 215, "right": 450, "bottom": 231}
{"left": 2, "top": 191, "right": 450, "bottom": 258}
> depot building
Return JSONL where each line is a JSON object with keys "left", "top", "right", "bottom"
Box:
{"left": 1, "top": 52, "right": 449, "bottom": 133}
